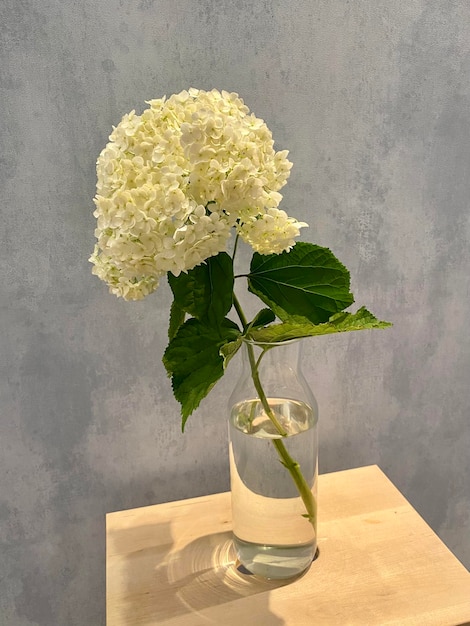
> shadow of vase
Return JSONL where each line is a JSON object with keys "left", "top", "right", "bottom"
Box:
{"left": 109, "top": 522, "right": 288, "bottom": 625}
{"left": 166, "top": 530, "right": 294, "bottom": 615}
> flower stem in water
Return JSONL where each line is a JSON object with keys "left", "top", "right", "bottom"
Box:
{"left": 232, "top": 293, "right": 317, "bottom": 529}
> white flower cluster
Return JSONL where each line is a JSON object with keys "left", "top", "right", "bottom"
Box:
{"left": 90, "top": 88, "right": 306, "bottom": 300}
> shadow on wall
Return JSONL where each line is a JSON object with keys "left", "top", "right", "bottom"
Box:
{"left": 107, "top": 521, "right": 287, "bottom": 625}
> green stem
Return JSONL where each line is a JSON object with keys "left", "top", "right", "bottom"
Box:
{"left": 232, "top": 233, "right": 240, "bottom": 262}
{"left": 246, "top": 345, "right": 288, "bottom": 437}
{"left": 232, "top": 293, "right": 248, "bottom": 331}
{"left": 272, "top": 439, "right": 317, "bottom": 526}
{"left": 232, "top": 294, "right": 317, "bottom": 530}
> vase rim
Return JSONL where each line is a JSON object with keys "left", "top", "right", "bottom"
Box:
{"left": 241, "top": 337, "right": 303, "bottom": 348}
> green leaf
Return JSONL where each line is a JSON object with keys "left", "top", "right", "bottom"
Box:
{"left": 220, "top": 336, "right": 242, "bottom": 369}
{"left": 167, "top": 252, "right": 234, "bottom": 324}
{"left": 250, "top": 307, "right": 392, "bottom": 343}
{"left": 219, "top": 309, "right": 275, "bottom": 369}
{"left": 247, "top": 308, "right": 276, "bottom": 330}
{"left": 168, "top": 300, "right": 185, "bottom": 340}
{"left": 163, "top": 317, "right": 241, "bottom": 428}
{"left": 219, "top": 309, "right": 276, "bottom": 369}
{"left": 248, "top": 242, "right": 354, "bottom": 324}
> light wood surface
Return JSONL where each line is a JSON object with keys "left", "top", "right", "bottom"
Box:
{"left": 106, "top": 465, "right": 470, "bottom": 625}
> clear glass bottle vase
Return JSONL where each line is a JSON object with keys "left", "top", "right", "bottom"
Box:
{"left": 228, "top": 338, "right": 318, "bottom": 580}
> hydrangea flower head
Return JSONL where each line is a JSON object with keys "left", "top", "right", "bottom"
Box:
{"left": 90, "top": 88, "right": 306, "bottom": 300}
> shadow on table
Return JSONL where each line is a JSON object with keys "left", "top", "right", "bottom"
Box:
{"left": 109, "top": 522, "right": 289, "bottom": 624}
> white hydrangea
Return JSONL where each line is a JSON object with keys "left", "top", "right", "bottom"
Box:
{"left": 90, "top": 88, "right": 306, "bottom": 300}
{"left": 238, "top": 208, "right": 308, "bottom": 254}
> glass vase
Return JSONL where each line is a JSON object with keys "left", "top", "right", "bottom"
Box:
{"left": 228, "top": 338, "right": 318, "bottom": 580}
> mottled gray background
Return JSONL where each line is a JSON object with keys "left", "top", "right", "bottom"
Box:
{"left": 1, "top": 1, "right": 469, "bottom": 624}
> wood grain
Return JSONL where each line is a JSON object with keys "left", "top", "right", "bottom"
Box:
{"left": 107, "top": 465, "right": 470, "bottom": 625}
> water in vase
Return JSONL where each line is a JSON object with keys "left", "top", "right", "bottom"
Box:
{"left": 229, "top": 397, "right": 318, "bottom": 579}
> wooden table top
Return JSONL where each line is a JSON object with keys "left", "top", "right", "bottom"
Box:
{"left": 106, "top": 465, "right": 470, "bottom": 625}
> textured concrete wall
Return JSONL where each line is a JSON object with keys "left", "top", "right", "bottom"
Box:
{"left": 1, "top": 1, "right": 469, "bottom": 623}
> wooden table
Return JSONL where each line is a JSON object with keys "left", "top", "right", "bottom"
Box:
{"left": 106, "top": 465, "right": 470, "bottom": 625}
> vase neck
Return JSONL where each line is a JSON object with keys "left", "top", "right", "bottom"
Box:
{"left": 241, "top": 340, "right": 302, "bottom": 377}
{"left": 230, "top": 339, "right": 316, "bottom": 412}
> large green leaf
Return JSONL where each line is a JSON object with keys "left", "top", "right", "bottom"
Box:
{"left": 168, "top": 300, "right": 185, "bottom": 340}
{"left": 167, "top": 252, "right": 234, "bottom": 324}
{"left": 163, "top": 317, "right": 241, "bottom": 428}
{"left": 248, "top": 242, "right": 354, "bottom": 324}
{"left": 249, "top": 307, "right": 392, "bottom": 343}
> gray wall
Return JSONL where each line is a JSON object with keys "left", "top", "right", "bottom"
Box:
{"left": 1, "top": 1, "right": 469, "bottom": 624}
